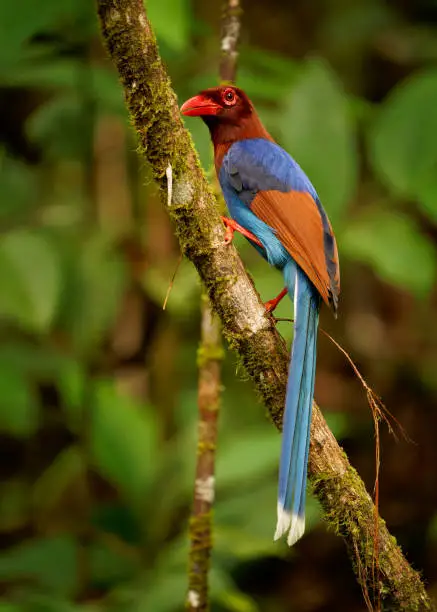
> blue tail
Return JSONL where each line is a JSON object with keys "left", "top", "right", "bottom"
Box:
{"left": 274, "top": 261, "right": 320, "bottom": 546}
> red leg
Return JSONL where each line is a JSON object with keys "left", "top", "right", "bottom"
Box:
{"left": 264, "top": 287, "right": 288, "bottom": 313}
{"left": 221, "top": 216, "right": 263, "bottom": 248}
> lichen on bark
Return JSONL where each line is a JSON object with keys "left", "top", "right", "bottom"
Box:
{"left": 96, "top": 1, "right": 435, "bottom": 609}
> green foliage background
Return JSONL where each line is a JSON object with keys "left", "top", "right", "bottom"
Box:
{"left": 0, "top": 0, "right": 437, "bottom": 610}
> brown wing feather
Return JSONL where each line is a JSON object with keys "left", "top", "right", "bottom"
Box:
{"left": 251, "top": 190, "right": 340, "bottom": 311}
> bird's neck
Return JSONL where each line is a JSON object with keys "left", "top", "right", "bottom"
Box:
{"left": 206, "top": 112, "right": 274, "bottom": 172}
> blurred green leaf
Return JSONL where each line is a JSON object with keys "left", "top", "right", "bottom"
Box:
{"left": 32, "top": 446, "right": 85, "bottom": 518}
{"left": 132, "top": 534, "right": 257, "bottom": 612}
{"left": 0, "top": 152, "right": 39, "bottom": 220}
{"left": 24, "top": 67, "right": 125, "bottom": 155}
{"left": 415, "top": 177, "right": 437, "bottom": 224}
{"left": 6, "top": 597, "right": 94, "bottom": 612}
{"left": 0, "top": 229, "right": 61, "bottom": 333}
{"left": 216, "top": 428, "right": 279, "bottom": 488}
{"left": 0, "top": 604, "right": 23, "bottom": 612}
{"left": 215, "top": 482, "right": 278, "bottom": 556}
{"left": 182, "top": 115, "right": 214, "bottom": 172}
{"left": 0, "top": 480, "right": 30, "bottom": 532}
{"left": 0, "top": 538, "right": 129, "bottom": 610}
{"left": 342, "top": 209, "right": 436, "bottom": 295}
{"left": 92, "top": 67, "right": 126, "bottom": 116}
{"left": 0, "top": 0, "right": 75, "bottom": 46}
{"left": 124, "top": 571, "right": 187, "bottom": 612}
{"left": 215, "top": 480, "right": 321, "bottom": 557}
{"left": 0, "top": 534, "right": 137, "bottom": 603}
{"left": 90, "top": 539, "right": 138, "bottom": 587}
{"left": 374, "top": 25, "right": 437, "bottom": 65}
{"left": 145, "top": 258, "right": 201, "bottom": 316}
{"left": 370, "top": 69, "right": 437, "bottom": 221}
{"left": 322, "top": 4, "right": 395, "bottom": 52}
{"left": 0, "top": 0, "right": 86, "bottom": 76}
{"left": 281, "top": 59, "right": 357, "bottom": 224}
{"left": 237, "top": 47, "right": 298, "bottom": 102}
{"left": 0, "top": 363, "right": 38, "bottom": 437}
{"left": 4, "top": 59, "right": 81, "bottom": 89}
{"left": 324, "top": 412, "right": 350, "bottom": 438}
{"left": 57, "top": 359, "right": 87, "bottom": 431}
{"left": 91, "top": 379, "right": 158, "bottom": 506}
{"left": 216, "top": 585, "right": 258, "bottom": 612}
{"left": 0, "top": 536, "right": 78, "bottom": 596}
{"left": 0, "top": 1, "right": 60, "bottom": 66}
{"left": 59, "top": 234, "right": 126, "bottom": 352}
{"left": 147, "top": 0, "right": 191, "bottom": 51}
{"left": 6, "top": 59, "right": 125, "bottom": 117}
{"left": 27, "top": 94, "right": 91, "bottom": 161}
{"left": 0, "top": 342, "right": 65, "bottom": 380}
{"left": 92, "top": 503, "right": 141, "bottom": 546}
{"left": 189, "top": 47, "right": 298, "bottom": 107}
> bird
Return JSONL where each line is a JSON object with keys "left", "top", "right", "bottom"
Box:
{"left": 180, "top": 86, "right": 340, "bottom": 546}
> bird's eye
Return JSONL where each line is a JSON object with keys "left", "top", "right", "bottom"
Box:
{"left": 223, "top": 89, "right": 236, "bottom": 105}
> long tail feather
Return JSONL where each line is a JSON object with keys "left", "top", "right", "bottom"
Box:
{"left": 274, "top": 263, "right": 319, "bottom": 546}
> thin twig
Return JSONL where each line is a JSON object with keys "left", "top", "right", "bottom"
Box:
{"left": 187, "top": 295, "right": 224, "bottom": 611}
{"left": 162, "top": 252, "right": 183, "bottom": 310}
{"left": 319, "top": 329, "right": 408, "bottom": 442}
{"left": 219, "top": 0, "right": 241, "bottom": 83}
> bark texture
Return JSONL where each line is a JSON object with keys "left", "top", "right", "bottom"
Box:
{"left": 96, "top": 1, "right": 434, "bottom": 609}
{"left": 187, "top": 295, "right": 223, "bottom": 612}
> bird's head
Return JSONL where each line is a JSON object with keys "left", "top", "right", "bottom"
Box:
{"left": 181, "top": 86, "right": 271, "bottom": 148}
{"left": 180, "top": 86, "right": 253, "bottom": 127}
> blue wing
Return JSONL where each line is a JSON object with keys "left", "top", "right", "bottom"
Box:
{"left": 222, "top": 138, "right": 318, "bottom": 200}
{"left": 219, "top": 138, "right": 339, "bottom": 311}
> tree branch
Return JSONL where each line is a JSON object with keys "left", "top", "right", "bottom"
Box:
{"left": 187, "top": 294, "right": 223, "bottom": 612}
{"left": 219, "top": 0, "right": 241, "bottom": 83}
{"left": 96, "top": 1, "right": 434, "bottom": 609}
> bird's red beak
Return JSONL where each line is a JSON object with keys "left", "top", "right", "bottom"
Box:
{"left": 180, "top": 94, "right": 221, "bottom": 117}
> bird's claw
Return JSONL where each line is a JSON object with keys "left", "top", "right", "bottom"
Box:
{"left": 263, "top": 288, "right": 288, "bottom": 314}
{"left": 223, "top": 225, "right": 234, "bottom": 245}
{"left": 264, "top": 299, "right": 278, "bottom": 313}
{"left": 220, "top": 215, "right": 263, "bottom": 248}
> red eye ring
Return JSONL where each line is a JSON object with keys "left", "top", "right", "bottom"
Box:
{"left": 222, "top": 88, "right": 236, "bottom": 105}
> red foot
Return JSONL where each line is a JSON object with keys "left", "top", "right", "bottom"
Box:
{"left": 221, "top": 216, "right": 263, "bottom": 248}
{"left": 264, "top": 287, "right": 288, "bottom": 313}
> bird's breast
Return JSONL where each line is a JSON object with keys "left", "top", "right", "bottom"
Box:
{"left": 219, "top": 171, "right": 290, "bottom": 270}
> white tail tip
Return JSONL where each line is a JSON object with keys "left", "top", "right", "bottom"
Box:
{"left": 287, "top": 515, "right": 305, "bottom": 546}
{"left": 274, "top": 504, "right": 292, "bottom": 540}
{"left": 274, "top": 503, "right": 305, "bottom": 546}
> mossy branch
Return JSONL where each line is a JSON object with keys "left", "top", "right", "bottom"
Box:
{"left": 187, "top": 294, "right": 223, "bottom": 612}
{"left": 96, "top": 1, "right": 434, "bottom": 609}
